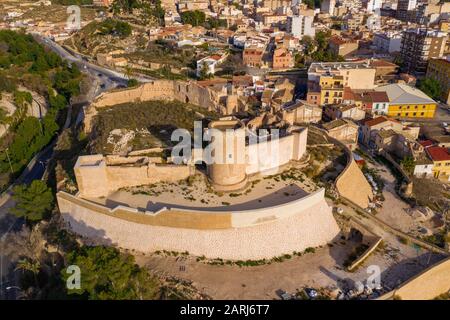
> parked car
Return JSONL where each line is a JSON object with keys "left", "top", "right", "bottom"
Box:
{"left": 304, "top": 288, "right": 318, "bottom": 299}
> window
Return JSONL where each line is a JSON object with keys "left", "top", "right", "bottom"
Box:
{"left": 407, "top": 106, "right": 410, "bottom": 109}
{"left": 397, "top": 113, "right": 401, "bottom": 116}
{"left": 413, "top": 112, "right": 417, "bottom": 116}
{"left": 421, "top": 112, "right": 424, "bottom": 115}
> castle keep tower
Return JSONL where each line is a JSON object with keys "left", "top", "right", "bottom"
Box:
{"left": 206, "top": 119, "right": 248, "bottom": 191}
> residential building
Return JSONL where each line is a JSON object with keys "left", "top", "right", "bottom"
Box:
{"left": 308, "top": 61, "right": 377, "bottom": 90}
{"left": 365, "top": 0, "right": 382, "bottom": 13}
{"left": 374, "top": 83, "right": 437, "bottom": 118}
{"left": 328, "top": 36, "right": 359, "bottom": 57}
{"left": 426, "top": 57, "right": 450, "bottom": 104}
{"left": 359, "top": 116, "right": 420, "bottom": 148}
{"left": 272, "top": 47, "right": 294, "bottom": 69}
{"left": 399, "top": 28, "right": 447, "bottom": 75}
{"left": 320, "top": 0, "right": 336, "bottom": 15}
{"left": 373, "top": 31, "right": 403, "bottom": 53}
{"left": 261, "top": 0, "right": 293, "bottom": 11}
{"left": 323, "top": 118, "right": 359, "bottom": 150}
{"left": 243, "top": 47, "right": 264, "bottom": 67}
{"left": 324, "top": 104, "right": 366, "bottom": 121}
{"left": 196, "top": 54, "right": 227, "bottom": 77}
{"left": 262, "top": 14, "right": 287, "bottom": 27}
{"left": 359, "top": 91, "right": 390, "bottom": 115}
{"left": 396, "top": 0, "right": 417, "bottom": 21}
{"left": 413, "top": 157, "right": 434, "bottom": 178}
{"left": 287, "top": 15, "right": 315, "bottom": 39}
{"left": 426, "top": 146, "right": 450, "bottom": 180}
{"left": 281, "top": 100, "right": 323, "bottom": 124}
{"left": 318, "top": 74, "right": 345, "bottom": 105}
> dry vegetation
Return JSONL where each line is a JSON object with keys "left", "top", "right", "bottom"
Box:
{"left": 90, "top": 100, "right": 218, "bottom": 154}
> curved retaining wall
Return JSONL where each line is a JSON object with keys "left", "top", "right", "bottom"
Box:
{"left": 56, "top": 189, "right": 341, "bottom": 260}
{"left": 309, "top": 126, "right": 373, "bottom": 208}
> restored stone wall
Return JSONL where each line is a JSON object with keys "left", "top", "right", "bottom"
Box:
{"left": 322, "top": 128, "right": 373, "bottom": 208}
{"left": 85, "top": 80, "right": 220, "bottom": 133}
{"left": 75, "top": 155, "right": 192, "bottom": 198}
{"left": 335, "top": 159, "right": 373, "bottom": 208}
{"left": 245, "top": 129, "right": 307, "bottom": 175}
{"left": 57, "top": 189, "right": 341, "bottom": 260}
{"left": 379, "top": 257, "right": 450, "bottom": 300}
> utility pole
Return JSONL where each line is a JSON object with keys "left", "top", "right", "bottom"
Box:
{"left": 5, "top": 147, "right": 13, "bottom": 175}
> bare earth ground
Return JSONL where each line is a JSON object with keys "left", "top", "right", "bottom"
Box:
{"left": 133, "top": 193, "right": 445, "bottom": 300}
{"left": 135, "top": 236, "right": 443, "bottom": 299}
{"left": 370, "top": 164, "right": 416, "bottom": 233}
{"left": 367, "top": 161, "right": 443, "bottom": 236}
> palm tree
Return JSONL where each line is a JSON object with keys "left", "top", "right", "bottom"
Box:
{"left": 124, "top": 65, "right": 134, "bottom": 80}
{"left": 15, "top": 258, "right": 41, "bottom": 287}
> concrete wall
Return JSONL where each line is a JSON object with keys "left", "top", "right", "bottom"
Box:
{"left": 57, "top": 188, "right": 341, "bottom": 260}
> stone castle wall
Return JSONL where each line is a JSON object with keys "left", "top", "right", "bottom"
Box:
{"left": 57, "top": 188, "right": 341, "bottom": 260}
{"left": 245, "top": 129, "right": 307, "bottom": 175}
{"left": 85, "top": 80, "right": 219, "bottom": 133}
{"left": 74, "top": 155, "right": 192, "bottom": 198}
{"left": 335, "top": 159, "right": 373, "bottom": 208}
{"left": 379, "top": 257, "right": 450, "bottom": 300}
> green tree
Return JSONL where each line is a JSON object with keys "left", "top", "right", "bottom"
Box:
{"left": 418, "top": 78, "right": 442, "bottom": 101}
{"left": 198, "top": 62, "right": 211, "bottom": 80}
{"left": 16, "top": 258, "right": 41, "bottom": 288}
{"left": 12, "top": 180, "right": 54, "bottom": 222}
{"left": 0, "top": 108, "right": 9, "bottom": 124}
{"left": 400, "top": 156, "right": 415, "bottom": 175}
{"left": 127, "top": 78, "right": 139, "bottom": 87}
{"left": 180, "top": 10, "right": 206, "bottom": 27}
{"left": 62, "top": 246, "right": 160, "bottom": 300}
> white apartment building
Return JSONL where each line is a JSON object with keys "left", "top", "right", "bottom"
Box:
{"left": 320, "top": 0, "right": 336, "bottom": 15}
{"left": 287, "top": 15, "right": 315, "bottom": 39}
{"left": 373, "top": 31, "right": 403, "bottom": 53}
{"left": 365, "top": 0, "right": 382, "bottom": 12}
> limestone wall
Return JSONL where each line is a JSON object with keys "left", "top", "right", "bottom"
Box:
{"left": 85, "top": 80, "right": 220, "bottom": 133}
{"left": 75, "top": 155, "right": 192, "bottom": 198}
{"left": 335, "top": 159, "right": 373, "bottom": 208}
{"left": 379, "top": 257, "right": 450, "bottom": 300}
{"left": 245, "top": 129, "right": 307, "bottom": 175}
{"left": 322, "top": 128, "right": 373, "bottom": 208}
{"left": 57, "top": 189, "right": 341, "bottom": 260}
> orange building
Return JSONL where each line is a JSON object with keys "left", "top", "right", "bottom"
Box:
{"left": 272, "top": 48, "right": 294, "bottom": 69}
{"left": 243, "top": 47, "right": 264, "bottom": 67}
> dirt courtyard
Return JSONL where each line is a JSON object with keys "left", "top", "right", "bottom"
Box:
{"left": 135, "top": 237, "right": 444, "bottom": 299}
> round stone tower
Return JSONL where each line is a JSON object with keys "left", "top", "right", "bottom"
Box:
{"left": 206, "top": 118, "right": 248, "bottom": 191}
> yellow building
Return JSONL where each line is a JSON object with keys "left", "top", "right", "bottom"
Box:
{"left": 319, "top": 75, "right": 344, "bottom": 105}
{"left": 426, "top": 58, "right": 450, "bottom": 105}
{"left": 374, "top": 83, "right": 437, "bottom": 119}
{"left": 426, "top": 146, "right": 450, "bottom": 181}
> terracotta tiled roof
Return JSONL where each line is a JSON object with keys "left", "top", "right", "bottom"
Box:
{"left": 363, "top": 116, "right": 398, "bottom": 127}
{"left": 419, "top": 140, "right": 434, "bottom": 148}
{"left": 426, "top": 146, "right": 450, "bottom": 162}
